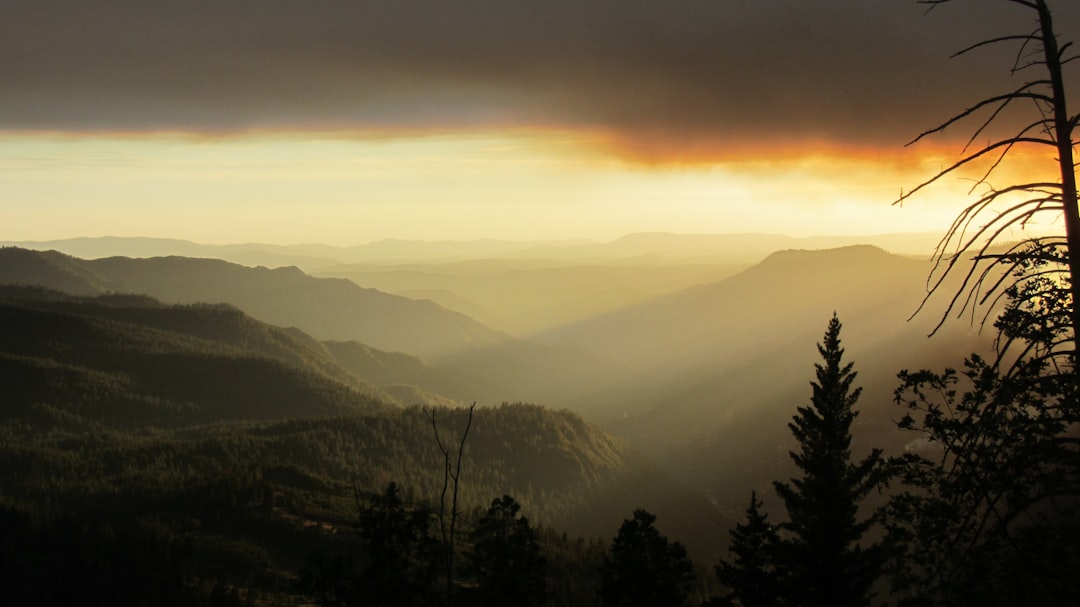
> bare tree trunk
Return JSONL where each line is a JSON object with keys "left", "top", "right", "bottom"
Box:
{"left": 1036, "top": 0, "right": 1080, "bottom": 346}
{"left": 430, "top": 402, "right": 476, "bottom": 606}
{"left": 900, "top": 0, "right": 1077, "bottom": 358}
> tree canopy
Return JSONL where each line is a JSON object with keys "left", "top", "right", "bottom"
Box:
{"left": 712, "top": 491, "right": 780, "bottom": 607}
{"left": 885, "top": 2, "right": 1080, "bottom": 604}
{"left": 772, "top": 316, "right": 885, "bottom": 607}
{"left": 466, "top": 495, "right": 548, "bottom": 607}
{"left": 599, "top": 509, "right": 696, "bottom": 607}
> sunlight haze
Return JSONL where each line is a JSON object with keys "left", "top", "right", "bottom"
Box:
{"left": 1, "top": 2, "right": 1078, "bottom": 603}
{"left": 3, "top": 0, "right": 1074, "bottom": 246}
{"left": 0, "top": 132, "right": 1015, "bottom": 245}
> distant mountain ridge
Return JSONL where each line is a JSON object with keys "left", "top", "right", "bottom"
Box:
{"left": 4, "top": 232, "right": 943, "bottom": 269}
{"left": 323, "top": 340, "right": 481, "bottom": 402}
{"left": 0, "top": 247, "right": 117, "bottom": 294}
{"left": 0, "top": 237, "right": 997, "bottom": 548}
{"left": 0, "top": 248, "right": 510, "bottom": 359}
{"left": 541, "top": 245, "right": 925, "bottom": 368}
{"left": 537, "top": 244, "right": 995, "bottom": 516}
{"left": 314, "top": 258, "right": 747, "bottom": 337}
{"left": 517, "top": 232, "right": 940, "bottom": 263}
{"left": 0, "top": 284, "right": 732, "bottom": 560}
{"left": 0, "top": 286, "right": 396, "bottom": 426}
{"left": 0, "top": 247, "right": 627, "bottom": 409}
{"left": 2, "top": 237, "right": 580, "bottom": 268}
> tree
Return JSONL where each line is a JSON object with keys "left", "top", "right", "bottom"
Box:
{"left": 771, "top": 315, "right": 885, "bottom": 607}
{"left": 711, "top": 491, "right": 781, "bottom": 607}
{"left": 430, "top": 402, "right": 476, "bottom": 605}
{"left": 884, "top": 3, "right": 1080, "bottom": 603}
{"left": 599, "top": 509, "right": 696, "bottom": 607}
{"left": 300, "top": 482, "right": 439, "bottom": 606}
{"left": 312, "top": 482, "right": 439, "bottom": 607}
{"left": 887, "top": 278, "right": 1080, "bottom": 605}
{"left": 899, "top": 0, "right": 1078, "bottom": 353}
{"left": 466, "top": 495, "right": 548, "bottom": 607}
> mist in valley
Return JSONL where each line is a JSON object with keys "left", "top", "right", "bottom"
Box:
{"left": 4, "top": 0, "right": 1078, "bottom": 602}
{"left": 0, "top": 233, "right": 990, "bottom": 518}
{"left": 2, "top": 222, "right": 1072, "bottom": 605}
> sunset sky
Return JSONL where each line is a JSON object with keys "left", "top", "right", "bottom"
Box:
{"left": 2, "top": 0, "right": 1077, "bottom": 246}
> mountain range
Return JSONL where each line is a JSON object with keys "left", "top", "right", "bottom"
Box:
{"left": 0, "top": 247, "right": 629, "bottom": 409}
{"left": 0, "top": 281, "right": 731, "bottom": 560}
{"left": 0, "top": 284, "right": 394, "bottom": 427}
{"left": 536, "top": 245, "right": 993, "bottom": 513}
{"left": 4, "top": 232, "right": 943, "bottom": 268}
{"left": 0, "top": 238, "right": 996, "bottom": 521}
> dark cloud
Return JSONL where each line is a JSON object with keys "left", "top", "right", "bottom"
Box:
{"left": 2, "top": 0, "right": 1077, "bottom": 155}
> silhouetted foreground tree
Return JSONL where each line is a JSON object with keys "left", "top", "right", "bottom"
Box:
{"left": 0, "top": 507, "right": 209, "bottom": 607}
{"left": 301, "top": 482, "right": 440, "bottom": 607}
{"left": 302, "top": 485, "right": 560, "bottom": 607}
{"left": 599, "top": 508, "right": 696, "bottom": 607}
{"left": 887, "top": 279, "right": 1080, "bottom": 606}
{"left": 430, "top": 403, "right": 475, "bottom": 606}
{"left": 356, "top": 482, "right": 441, "bottom": 606}
{"left": 772, "top": 315, "right": 886, "bottom": 607}
{"left": 884, "top": 2, "right": 1080, "bottom": 604}
{"left": 710, "top": 491, "right": 780, "bottom": 607}
{"left": 713, "top": 316, "right": 885, "bottom": 607}
{"left": 899, "top": 0, "right": 1078, "bottom": 346}
{"left": 465, "top": 495, "right": 548, "bottom": 607}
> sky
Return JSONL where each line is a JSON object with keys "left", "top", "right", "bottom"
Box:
{"left": 2, "top": 0, "right": 1077, "bottom": 246}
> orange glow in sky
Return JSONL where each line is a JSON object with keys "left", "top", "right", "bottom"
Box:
{"left": 2, "top": 129, "right": 1055, "bottom": 248}
{"left": 2, "top": 0, "right": 1074, "bottom": 249}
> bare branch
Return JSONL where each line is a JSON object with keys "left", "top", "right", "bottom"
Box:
{"left": 929, "top": 181, "right": 1062, "bottom": 258}
{"left": 430, "top": 407, "right": 452, "bottom": 547}
{"left": 951, "top": 34, "right": 1040, "bottom": 59}
{"left": 1005, "top": 0, "right": 1040, "bottom": 10}
{"left": 911, "top": 185, "right": 1065, "bottom": 333}
{"left": 962, "top": 103, "right": 1053, "bottom": 158}
{"left": 1057, "top": 41, "right": 1074, "bottom": 60}
{"left": 897, "top": 139, "right": 1058, "bottom": 206}
{"left": 968, "top": 120, "right": 1059, "bottom": 189}
{"left": 906, "top": 84, "right": 1054, "bottom": 146}
{"left": 429, "top": 402, "right": 476, "bottom": 605}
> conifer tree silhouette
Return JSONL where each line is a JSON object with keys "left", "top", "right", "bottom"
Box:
{"left": 771, "top": 315, "right": 884, "bottom": 607}
{"left": 354, "top": 482, "right": 440, "bottom": 607}
{"left": 599, "top": 509, "right": 696, "bottom": 607}
{"left": 466, "top": 495, "right": 548, "bottom": 607}
{"left": 713, "top": 491, "right": 781, "bottom": 607}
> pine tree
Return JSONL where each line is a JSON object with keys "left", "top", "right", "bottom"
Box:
{"left": 354, "top": 482, "right": 440, "bottom": 607}
{"left": 889, "top": 261, "right": 1080, "bottom": 606}
{"left": 599, "top": 509, "right": 696, "bottom": 607}
{"left": 300, "top": 482, "right": 440, "bottom": 607}
{"left": 466, "top": 495, "right": 548, "bottom": 607}
{"left": 771, "top": 315, "right": 884, "bottom": 607}
{"left": 713, "top": 491, "right": 781, "bottom": 607}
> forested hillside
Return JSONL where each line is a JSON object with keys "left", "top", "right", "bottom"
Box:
{"left": 0, "top": 244, "right": 995, "bottom": 521}
{"left": 0, "top": 283, "right": 730, "bottom": 604}
{"left": 1, "top": 249, "right": 509, "bottom": 358}
{"left": 535, "top": 246, "right": 995, "bottom": 515}
{"left": 0, "top": 247, "right": 626, "bottom": 410}
{"left": 0, "top": 285, "right": 394, "bottom": 426}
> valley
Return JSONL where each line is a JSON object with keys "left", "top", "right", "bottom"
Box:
{"left": 0, "top": 233, "right": 996, "bottom": 602}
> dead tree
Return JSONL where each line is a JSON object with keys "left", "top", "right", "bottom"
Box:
{"left": 430, "top": 402, "right": 476, "bottom": 605}
{"left": 898, "top": 0, "right": 1078, "bottom": 365}
{"left": 889, "top": 5, "right": 1080, "bottom": 601}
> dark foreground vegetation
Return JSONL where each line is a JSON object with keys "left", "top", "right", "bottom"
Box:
{"left": 2, "top": 274, "right": 1077, "bottom": 606}
{"left": 0, "top": 285, "right": 715, "bottom": 605}
{"left": 2, "top": 2, "right": 1078, "bottom": 603}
